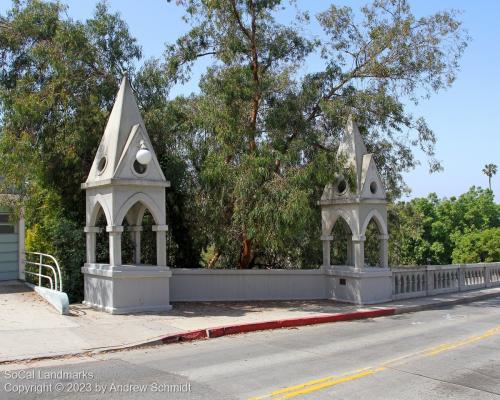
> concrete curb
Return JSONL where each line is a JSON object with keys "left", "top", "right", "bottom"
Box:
{"left": 2, "top": 290, "right": 499, "bottom": 366}
{"left": 205, "top": 308, "right": 395, "bottom": 338}
{"left": 144, "top": 308, "right": 396, "bottom": 346}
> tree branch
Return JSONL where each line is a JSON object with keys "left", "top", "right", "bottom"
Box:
{"left": 228, "top": 0, "right": 251, "bottom": 40}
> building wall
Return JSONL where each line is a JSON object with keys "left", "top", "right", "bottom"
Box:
{"left": 0, "top": 208, "right": 19, "bottom": 281}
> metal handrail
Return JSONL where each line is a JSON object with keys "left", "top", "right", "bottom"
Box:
{"left": 25, "top": 252, "right": 63, "bottom": 292}
{"left": 24, "top": 270, "right": 54, "bottom": 290}
{"left": 24, "top": 261, "right": 59, "bottom": 290}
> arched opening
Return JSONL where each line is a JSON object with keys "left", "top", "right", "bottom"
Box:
{"left": 121, "top": 201, "right": 159, "bottom": 266}
{"left": 121, "top": 218, "right": 135, "bottom": 265}
{"left": 364, "top": 218, "right": 381, "bottom": 266}
{"left": 330, "top": 216, "right": 353, "bottom": 266}
{"left": 140, "top": 209, "right": 157, "bottom": 265}
{"left": 358, "top": 209, "right": 388, "bottom": 268}
{"left": 95, "top": 206, "right": 109, "bottom": 264}
{"left": 116, "top": 193, "right": 163, "bottom": 229}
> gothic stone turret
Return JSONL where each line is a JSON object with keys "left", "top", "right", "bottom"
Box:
{"left": 81, "top": 75, "right": 172, "bottom": 314}
{"left": 319, "top": 118, "right": 391, "bottom": 305}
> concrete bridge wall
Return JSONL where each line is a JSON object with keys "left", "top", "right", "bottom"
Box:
{"left": 169, "top": 263, "right": 500, "bottom": 304}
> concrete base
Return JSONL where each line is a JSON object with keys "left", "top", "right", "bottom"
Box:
{"left": 81, "top": 263, "right": 172, "bottom": 314}
{"left": 325, "top": 266, "right": 393, "bottom": 305}
{"left": 24, "top": 282, "right": 70, "bottom": 315}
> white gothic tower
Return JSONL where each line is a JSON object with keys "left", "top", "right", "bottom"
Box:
{"left": 81, "top": 75, "right": 172, "bottom": 314}
{"left": 319, "top": 117, "right": 391, "bottom": 304}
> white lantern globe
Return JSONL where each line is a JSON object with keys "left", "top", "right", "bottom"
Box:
{"left": 136, "top": 140, "right": 152, "bottom": 165}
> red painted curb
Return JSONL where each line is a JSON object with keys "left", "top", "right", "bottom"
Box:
{"left": 207, "top": 308, "right": 395, "bottom": 338}
{"left": 155, "top": 308, "right": 395, "bottom": 345}
{"left": 160, "top": 329, "right": 208, "bottom": 344}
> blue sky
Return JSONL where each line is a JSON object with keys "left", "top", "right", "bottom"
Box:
{"left": 2, "top": 0, "right": 499, "bottom": 199}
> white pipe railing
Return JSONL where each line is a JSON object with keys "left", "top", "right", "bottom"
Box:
{"left": 392, "top": 263, "right": 500, "bottom": 300}
{"left": 24, "top": 270, "right": 54, "bottom": 290}
{"left": 24, "top": 252, "right": 63, "bottom": 292}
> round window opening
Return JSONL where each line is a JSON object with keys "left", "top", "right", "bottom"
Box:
{"left": 337, "top": 179, "right": 347, "bottom": 194}
{"left": 97, "top": 157, "right": 107, "bottom": 174}
{"left": 133, "top": 160, "right": 147, "bottom": 175}
{"left": 370, "top": 181, "right": 378, "bottom": 194}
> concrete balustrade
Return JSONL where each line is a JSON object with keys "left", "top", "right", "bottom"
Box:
{"left": 392, "top": 263, "right": 500, "bottom": 300}
{"left": 168, "top": 262, "right": 500, "bottom": 304}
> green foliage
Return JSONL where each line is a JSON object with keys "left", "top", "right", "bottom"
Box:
{"left": 389, "top": 187, "right": 500, "bottom": 266}
{"left": 0, "top": 0, "right": 201, "bottom": 299}
{"left": 0, "top": 0, "right": 471, "bottom": 304}
{"left": 364, "top": 220, "right": 382, "bottom": 266}
{"left": 24, "top": 185, "right": 84, "bottom": 302}
{"left": 0, "top": 0, "right": 141, "bottom": 214}
{"left": 165, "top": 0, "right": 468, "bottom": 267}
{"left": 452, "top": 228, "right": 500, "bottom": 263}
{"left": 330, "top": 218, "right": 350, "bottom": 265}
{"left": 0, "top": 0, "right": 141, "bottom": 300}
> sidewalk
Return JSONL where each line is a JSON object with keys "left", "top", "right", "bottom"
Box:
{"left": 1, "top": 280, "right": 500, "bottom": 364}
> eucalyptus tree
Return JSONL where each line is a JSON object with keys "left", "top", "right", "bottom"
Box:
{"left": 165, "top": 0, "right": 468, "bottom": 268}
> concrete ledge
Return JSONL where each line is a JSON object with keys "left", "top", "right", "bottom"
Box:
{"left": 81, "top": 178, "right": 170, "bottom": 189}
{"left": 82, "top": 263, "right": 172, "bottom": 279}
{"left": 325, "top": 266, "right": 392, "bottom": 278}
{"left": 171, "top": 268, "right": 323, "bottom": 276}
{"left": 24, "top": 282, "right": 69, "bottom": 315}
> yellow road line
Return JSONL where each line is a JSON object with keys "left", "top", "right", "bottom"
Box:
{"left": 424, "top": 325, "right": 500, "bottom": 357}
{"left": 248, "top": 368, "right": 373, "bottom": 400}
{"left": 249, "top": 324, "right": 500, "bottom": 400}
{"left": 275, "top": 367, "right": 386, "bottom": 400}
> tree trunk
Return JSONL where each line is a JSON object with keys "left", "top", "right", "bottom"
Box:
{"left": 238, "top": 236, "right": 253, "bottom": 269}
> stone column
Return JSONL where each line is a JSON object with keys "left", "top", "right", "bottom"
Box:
{"left": 321, "top": 235, "right": 333, "bottom": 268}
{"left": 152, "top": 225, "right": 169, "bottom": 267}
{"left": 84, "top": 226, "right": 101, "bottom": 264}
{"left": 378, "top": 234, "right": 389, "bottom": 268}
{"left": 346, "top": 237, "right": 354, "bottom": 266}
{"left": 129, "top": 226, "right": 143, "bottom": 264}
{"left": 351, "top": 235, "right": 365, "bottom": 270}
{"left": 107, "top": 225, "right": 124, "bottom": 267}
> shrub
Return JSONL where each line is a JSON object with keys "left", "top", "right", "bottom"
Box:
{"left": 452, "top": 228, "right": 500, "bottom": 263}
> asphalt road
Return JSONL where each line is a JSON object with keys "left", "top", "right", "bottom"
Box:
{"left": 1, "top": 298, "right": 500, "bottom": 399}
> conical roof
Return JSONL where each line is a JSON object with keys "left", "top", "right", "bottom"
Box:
{"left": 85, "top": 75, "right": 166, "bottom": 185}
{"left": 337, "top": 117, "right": 368, "bottom": 193}
{"left": 320, "top": 116, "right": 385, "bottom": 201}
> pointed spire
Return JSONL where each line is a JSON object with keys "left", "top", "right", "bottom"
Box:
{"left": 337, "top": 116, "right": 368, "bottom": 193}
{"left": 86, "top": 75, "right": 149, "bottom": 183}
